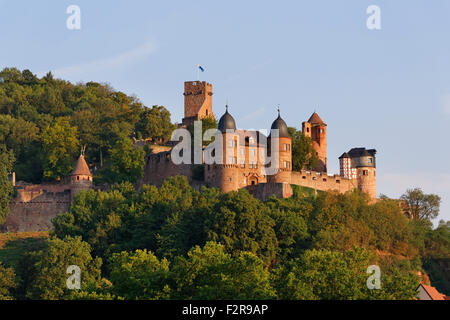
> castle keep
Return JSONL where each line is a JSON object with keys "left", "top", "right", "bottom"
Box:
{"left": 141, "top": 81, "right": 377, "bottom": 201}
{"left": 182, "top": 81, "right": 214, "bottom": 127}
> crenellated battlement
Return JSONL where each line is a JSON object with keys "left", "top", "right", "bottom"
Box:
{"left": 182, "top": 81, "right": 214, "bottom": 127}
{"left": 290, "top": 170, "right": 357, "bottom": 194}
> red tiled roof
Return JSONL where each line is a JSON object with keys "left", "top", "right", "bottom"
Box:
{"left": 419, "top": 284, "right": 446, "bottom": 300}
{"left": 71, "top": 155, "right": 92, "bottom": 176}
{"left": 307, "top": 112, "right": 326, "bottom": 125}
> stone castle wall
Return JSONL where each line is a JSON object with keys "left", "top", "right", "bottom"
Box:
{"left": 2, "top": 185, "right": 71, "bottom": 232}
{"left": 141, "top": 147, "right": 362, "bottom": 199}
{"left": 139, "top": 151, "right": 194, "bottom": 188}
{"left": 248, "top": 182, "right": 293, "bottom": 201}
{"left": 290, "top": 170, "right": 357, "bottom": 194}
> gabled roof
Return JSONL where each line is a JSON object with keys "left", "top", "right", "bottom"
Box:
{"left": 417, "top": 283, "right": 446, "bottom": 300}
{"left": 307, "top": 112, "right": 326, "bottom": 125}
{"left": 339, "top": 152, "right": 350, "bottom": 159}
{"left": 71, "top": 154, "right": 92, "bottom": 176}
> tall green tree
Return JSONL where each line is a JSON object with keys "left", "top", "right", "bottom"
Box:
{"left": 135, "top": 105, "right": 176, "bottom": 141}
{"left": 172, "top": 242, "right": 275, "bottom": 299}
{"left": 0, "top": 262, "right": 16, "bottom": 300}
{"left": 0, "top": 145, "right": 14, "bottom": 224}
{"left": 401, "top": 188, "right": 441, "bottom": 221}
{"left": 108, "top": 249, "right": 171, "bottom": 300}
{"left": 20, "top": 236, "right": 102, "bottom": 300}
{"left": 288, "top": 127, "right": 318, "bottom": 171}
{"left": 273, "top": 247, "right": 419, "bottom": 300}
{"left": 41, "top": 117, "right": 79, "bottom": 180}
{"left": 101, "top": 138, "right": 146, "bottom": 184}
{"left": 204, "top": 189, "right": 278, "bottom": 265}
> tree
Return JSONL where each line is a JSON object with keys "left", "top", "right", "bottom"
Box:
{"left": 172, "top": 242, "right": 275, "bottom": 299}
{"left": 0, "top": 67, "right": 151, "bottom": 183}
{"left": 272, "top": 247, "right": 419, "bottom": 300}
{"left": 187, "top": 116, "right": 218, "bottom": 146}
{"left": 51, "top": 187, "right": 130, "bottom": 259}
{"left": 0, "top": 262, "right": 16, "bottom": 300}
{"left": 101, "top": 138, "right": 146, "bottom": 184}
{"left": 135, "top": 105, "right": 176, "bottom": 142}
{"left": 265, "top": 197, "right": 310, "bottom": 261}
{"left": 21, "top": 236, "right": 102, "bottom": 300}
{"left": 108, "top": 249, "right": 171, "bottom": 300}
{"left": 0, "top": 145, "right": 14, "bottom": 224}
{"left": 288, "top": 127, "right": 318, "bottom": 171}
{"left": 204, "top": 189, "right": 278, "bottom": 265}
{"left": 41, "top": 117, "right": 79, "bottom": 180}
{"left": 401, "top": 188, "right": 441, "bottom": 221}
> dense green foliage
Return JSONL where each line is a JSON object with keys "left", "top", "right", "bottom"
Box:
{"left": 0, "top": 175, "right": 446, "bottom": 300}
{"left": 0, "top": 69, "right": 448, "bottom": 300}
{"left": 16, "top": 236, "right": 102, "bottom": 300}
{"left": 0, "top": 67, "right": 175, "bottom": 184}
{"left": 288, "top": 127, "right": 319, "bottom": 171}
{"left": 135, "top": 105, "right": 177, "bottom": 142}
{"left": 401, "top": 188, "right": 442, "bottom": 221}
{"left": 0, "top": 146, "right": 14, "bottom": 224}
{"left": 0, "top": 262, "right": 16, "bottom": 300}
{"left": 2, "top": 176, "right": 435, "bottom": 300}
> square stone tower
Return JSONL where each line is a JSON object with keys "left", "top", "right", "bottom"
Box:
{"left": 302, "top": 112, "right": 327, "bottom": 172}
{"left": 182, "top": 81, "right": 214, "bottom": 127}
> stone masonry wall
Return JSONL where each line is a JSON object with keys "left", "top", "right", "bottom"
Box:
{"left": 139, "top": 151, "right": 194, "bottom": 188}
{"left": 290, "top": 170, "right": 357, "bottom": 194}
{"left": 2, "top": 186, "right": 71, "bottom": 232}
{"left": 249, "top": 182, "right": 293, "bottom": 201}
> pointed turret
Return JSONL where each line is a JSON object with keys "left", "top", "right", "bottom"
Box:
{"left": 70, "top": 152, "right": 93, "bottom": 200}
{"left": 71, "top": 154, "right": 92, "bottom": 177}
{"left": 307, "top": 112, "right": 326, "bottom": 125}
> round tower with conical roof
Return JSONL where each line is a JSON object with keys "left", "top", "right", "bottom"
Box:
{"left": 213, "top": 105, "right": 241, "bottom": 192}
{"left": 268, "top": 109, "right": 292, "bottom": 183}
{"left": 70, "top": 152, "right": 93, "bottom": 200}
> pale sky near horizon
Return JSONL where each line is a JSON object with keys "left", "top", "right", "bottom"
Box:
{"left": 1, "top": 0, "right": 449, "bottom": 225}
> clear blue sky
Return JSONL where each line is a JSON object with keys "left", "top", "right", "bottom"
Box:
{"left": 1, "top": 0, "right": 449, "bottom": 225}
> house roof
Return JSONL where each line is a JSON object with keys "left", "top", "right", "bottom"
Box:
{"left": 307, "top": 112, "right": 326, "bottom": 125}
{"left": 347, "top": 147, "right": 377, "bottom": 158}
{"left": 71, "top": 154, "right": 92, "bottom": 176}
{"left": 417, "top": 283, "right": 446, "bottom": 300}
{"left": 339, "top": 152, "right": 350, "bottom": 159}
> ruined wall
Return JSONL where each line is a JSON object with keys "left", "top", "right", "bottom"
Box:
{"left": 249, "top": 182, "right": 293, "bottom": 201}
{"left": 2, "top": 185, "right": 71, "bottom": 232}
{"left": 290, "top": 170, "right": 357, "bottom": 194}
{"left": 140, "top": 151, "right": 194, "bottom": 188}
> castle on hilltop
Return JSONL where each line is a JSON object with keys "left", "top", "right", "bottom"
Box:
{"left": 141, "top": 80, "right": 377, "bottom": 201}
{"left": 1, "top": 79, "right": 377, "bottom": 233}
